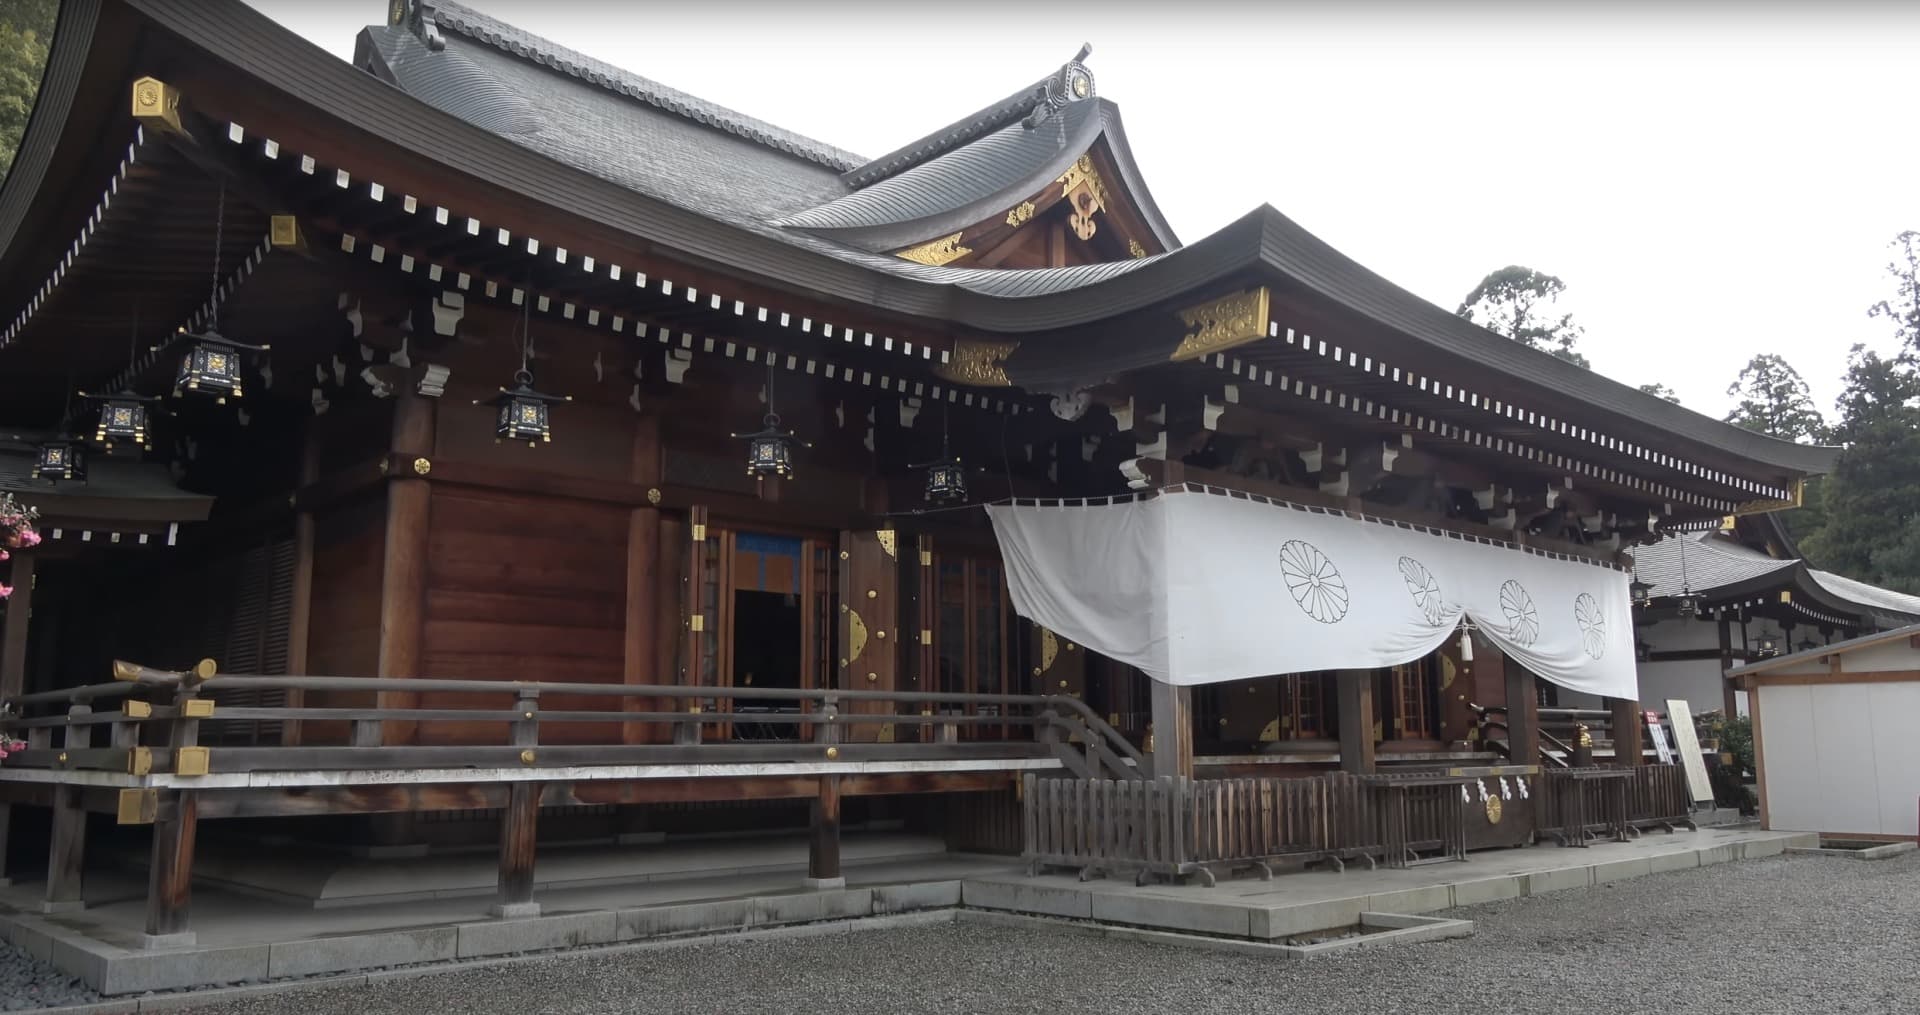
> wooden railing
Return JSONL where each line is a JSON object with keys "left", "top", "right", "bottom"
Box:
{"left": 1539, "top": 764, "right": 1695, "bottom": 845}
{"left": 1022, "top": 770, "right": 1482, "bottom": 886}
{"left": 0, "top": 658, "right": 1149, "bottom": 784}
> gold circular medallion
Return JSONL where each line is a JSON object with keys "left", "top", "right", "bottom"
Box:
{"left": 1485, "top": 795, "right": 1503, "bottom": 824}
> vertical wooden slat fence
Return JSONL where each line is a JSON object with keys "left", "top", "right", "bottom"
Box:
{"left": 1540, "top": 766, "right": 1691, "bottom": 845}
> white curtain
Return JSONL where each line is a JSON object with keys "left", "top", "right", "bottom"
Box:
{"left": 987, "top": 488, "right": 1638, "bottom": 700}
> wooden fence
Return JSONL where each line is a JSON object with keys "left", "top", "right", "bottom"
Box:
{"left": 1022, "top": 771, "right": 1479, "bottom": 885}
{"left": 1540, "top": 764, "right": 1696, "bottom": 845}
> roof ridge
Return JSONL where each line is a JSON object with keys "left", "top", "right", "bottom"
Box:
{"left": 420, "top": 0, "right": 865, "bottom": 171}
{"left": 843, "top": 45, "right": 1097, "bottom": 188}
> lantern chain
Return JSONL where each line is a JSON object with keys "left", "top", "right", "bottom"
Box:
{"left": 206, "top": 180, "right": 227, "bottom": 332}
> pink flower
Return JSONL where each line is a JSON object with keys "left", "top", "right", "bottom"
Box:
{"left": 0, "top": 584, "right": 11, "bottom": 599}
{"left": 16, "top": 529, "right": 37, "bottom": 548}
{"left": 0, "top": 548, "right": 8, "bottom": 561}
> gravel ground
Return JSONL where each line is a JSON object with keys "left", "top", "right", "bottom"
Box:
{"left": 0, "top": 947, "right": 94, "bottom": 1012}
{"left": 17, "top": 851, "right": 1920, "bottom": 1014}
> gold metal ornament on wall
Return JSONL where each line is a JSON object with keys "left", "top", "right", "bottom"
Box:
{"left": 1485, "top": 795, "right": 1504, "bottom": 824}
{"left": 876, "top": 529, "right": 897, "bottom": 558}
{"left": 1039, "top": 628, "right": 1060, "bottom": 673}
{"left": 846, "top": 609, "right": 869, "bottom": 663}
{"left": 1170, "top": 287, "right": 1272, "bottom": 362}
{"left": 896, "top": 232, "right": 972, "bottom": 266}
{"left": 1005, "top": 201, "right": 1036, "bottom": 227}
{"left": 937, "top": 339, "right": 1019, "bottom": 387}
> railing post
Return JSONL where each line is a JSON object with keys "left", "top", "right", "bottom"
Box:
{"left": 495, "top": 689, "right": 542, "bottom": 918}
{"left": 142, "top": 790, "right": 198, "bottom": 948}
{"left": 1608, "top": 696, "right": 1643, "bottom": 766}
{"left": 136, "top": 670, "right": 214, "bottom": 933}
{"left": 808, "top": 695, "right": 843, "bottom": 889}
{"left": 43, "top": 703, "right": 93, "bottom": 913}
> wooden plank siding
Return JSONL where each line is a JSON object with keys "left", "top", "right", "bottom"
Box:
{"left": 419, "top": 487, "right": 630, "bottom": 744}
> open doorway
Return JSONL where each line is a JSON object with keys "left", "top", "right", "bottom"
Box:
{"left": 732, "top": 589, "right": 803, "bottom": 740}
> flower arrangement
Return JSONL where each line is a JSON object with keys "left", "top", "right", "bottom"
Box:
{"left": 1, "top": 491, "right": 42, "bottom": 600}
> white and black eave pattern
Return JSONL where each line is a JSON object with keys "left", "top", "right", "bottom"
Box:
{"left": 40, "top": 522, "right": 179, "bottom": 547}
{"left": 83, "top": 233, "right": 274, "bottom": 407}
{"left": 2, "top": 129, "right": 148, "bottom": 350}
{"left": 218, "top": 122, "right": 966, "bottom": 378}
{"left": 327, "top": 223, "right": 1031, "bottom": 418}
{"left": 1199, "top": 322, "right": 1781, "bottom": 517}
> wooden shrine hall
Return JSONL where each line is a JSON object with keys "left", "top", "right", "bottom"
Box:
{"left": 0, "top": 0, "right": 1837, "bottom": 946}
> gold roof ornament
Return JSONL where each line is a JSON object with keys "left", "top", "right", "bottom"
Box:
{"left": 1005, "top": 201, "right": 1036, "bottom": 228}
{"left": 937, "top": 339, "right": 1019, "bottom": 387}
{"left": 896, "top": 232, "right": 972, "bottom": 266}
{"left": 1170, "top": 287, "right": 1271, "bottom": 362}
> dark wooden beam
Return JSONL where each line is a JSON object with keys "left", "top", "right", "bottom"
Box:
{"left": 1609, "top": 697, "right": 1643, "bottom": 766}
{"left": 1336, "top": 671, "right": 1376, "bottom": 774}
{"left": 43, "top": 785, "right": 85, "bottom": 914}
{"left": 377, "top": 394, "right": 433, "bottom": 744}
{"left": 1149, "top": 681, "right": 1193, "bottom": 778}
{"left": 808, "top": 775, "right": 842, "bottom": 886}
{"left": 143, "top": 790, "right": 198, "bottom": 945}
{"left": 493, "top": 780, "right": 540, "bottom": 917}
{"left": 1504, "top": 657, "right": 1540, "bottom": 766}
{"left": 623, "top": 414, "right": 664, "bottom": 745}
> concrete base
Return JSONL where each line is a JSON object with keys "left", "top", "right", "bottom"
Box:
{"left": 40, "top": 900, "right": 85, "bottom": 915}
{"left": 0, "top": 827, "right": 1814, "bottom": 998}
{"left": 1786, "top": 840, "right": 1918, "bottom": 861}
{"left": 140, "top": 932, "right": 197, "bottom": 950}
{"left": 803, "top": 877, "right": 847, "bottom": 890}
{"left": 489, "top": 902, "right": 541, "bottom": 919}
{"left": 614, "top": 832, "right": 667, "bottom": 846}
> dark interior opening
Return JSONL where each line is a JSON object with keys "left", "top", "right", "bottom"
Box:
{"left": 731, "top": 588, "right": 802, "bottom": 740}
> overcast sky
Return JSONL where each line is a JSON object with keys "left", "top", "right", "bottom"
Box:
{"left": 245, "top": 0, "right": 1920, "bottom": 422}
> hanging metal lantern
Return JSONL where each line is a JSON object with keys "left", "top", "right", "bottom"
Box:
{"left": 83, "top": 391, "right": 159, "bottom": 451}
{"left": 923, "top": 456, "right": 968, "bottom": 503}
{"left": 1629, "top": 576, "right": 1653, "bottom": 608}
{"left": 477, "top": 370, "right": 570, "bottom": 447}
{"left": 173, "top": 330, "right": 269, "bottom": 403}
{"left": 1756, "top": 634, "right": 1779, "bottom": 657}
{"left": 734, "top": 413, "right": 800, "bottom": 479}
{"left": 1675, "top": 592, "right": 1702, "bottom": 619}
{"left": 33, "top": 439, "right": 85, "bottom": 482}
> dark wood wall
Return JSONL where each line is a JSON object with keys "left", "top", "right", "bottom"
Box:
{"left": 420, "top": 486, "right": 629, "bottom": 744}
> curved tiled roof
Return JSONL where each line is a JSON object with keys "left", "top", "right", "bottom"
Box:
{"left": 779, "top": 101, "right": 1099, "bottom": 235}
{"left": 1628, "top": 533, "right": 1920, "bottom": 624}
{"left": 427, "top": 0, "right": 864, "bottom": 172}
{"left": 359, "top": 24, "right": 539, "bottom": 136}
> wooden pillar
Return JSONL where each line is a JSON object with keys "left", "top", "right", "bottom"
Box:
{"left": 1149, "top": 680, "right": 1193, "bottom": 778}
{"left": 43, "top": 786, "right": 85, "bottom": 913}
{"left": 623, "top": 416, "right": 663, "bottom": 744}
{"left": 808, "top": 775, "right": 843, "bottom": 887}
{"left": 284, "top": 428, "right": 320, "bottom": 746}
{"left": 142, "top": 791, "right": 198, "bottom": 947}
{"left": 1504, "top": 662, "right": 1540, "bottom": 765}
{"left": 378, "top": 393, "right": 434, "bottom": 744}
{"left": 1608, "top": 696, "right": 1644, "bottom": 766}
{"left": 493, "top": 781, "right": 540, "bottom": 917}
{"left": 0, "top": 550, "right": 34, "bottom": 886}
{"left": 1336, "top": 670, "right": 1376, "bottom": 774}
{"left": 1717, "top": 615, "right": 1739, "bottom": 717}
{"left": 0, "top": 550, "right": 32, "bottom": 698}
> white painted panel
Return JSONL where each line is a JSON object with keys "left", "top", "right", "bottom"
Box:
{"left": 1758, "top": 684, "right": 1822, "bottom": 832}
{"left": 1805, "top": 684, "right": 1881, "bottom": 835}
{"left": 1867, "top": 683, "right": 1920, "bottom": 837}
{"left": 1842, "top": 642, "right": 1918, "bottom": 674}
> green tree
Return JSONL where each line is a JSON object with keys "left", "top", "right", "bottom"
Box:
{"left": 1457, "top": 266, "right": 1591, "bottom": 369}
{"left": 1868, "top": 230, "right": 1920, "bottom": 354}
{"left": 1800, "top": 345, "right": 1920, "bottom": 592}
{"left": 1723, "top": 354, "right": 1827, "bottom": 442}
{"left": 0, "top": 0, "right": 57, "bottom": 184}
{"left": 1638, "top": 382, "right": 1681, "bottom": 404}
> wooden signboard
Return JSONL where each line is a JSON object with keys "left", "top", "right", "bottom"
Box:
{"left": 1664, "top": 699, "right": 1715, "bottom": 805}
